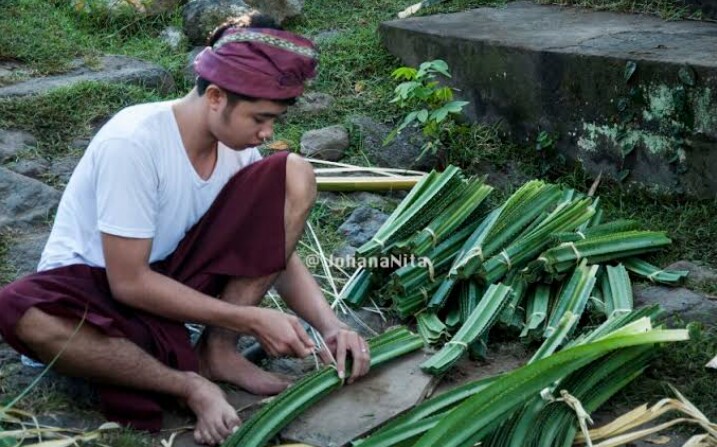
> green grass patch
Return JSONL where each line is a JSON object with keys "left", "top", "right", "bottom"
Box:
{"left": 0, "top": 82, "right": 163, "bottom": 159}
{"left": 0, "top": 0, "right": 95, "bottom": 74}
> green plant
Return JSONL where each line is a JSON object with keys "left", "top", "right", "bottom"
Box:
{"left": 385, "top": 60, "right": 469, "bottom": 160}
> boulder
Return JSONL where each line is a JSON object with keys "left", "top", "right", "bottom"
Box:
{"left": 338, "top": 206, "right": 389, "bottom": 247}
{"left": 5, "top": 232, "right": 50, "bottom": 280}
{"left": 300, "top": 125, "right": 349, "bottom": 161}
{"left": 291, "top": 92, "right": 334, "bottom": 117}
{"left": 666, "top": 260, "right": 717, "bottom": 290}
{"left": 634, "top": 284, "right": 717, "bottom": 326}
{"left": 71, "top": 0, "right": 185, "bottom": 17}
{"left": 347, "top": 115, "right": 437, "bottom": 171}
{"left": 49, "top": 153, "right": 83, "bottom": 187}
{"left": 4, "top": 158, "right": 50, "bottom": 180}
{"left": 0, "top": 168, "right": 61, "bottom": 231}
{"left": 184, "top": 46, "right": 205, "bottom": 85}
{"left": 160, "top": 26, "right": 187, "bottom": 52}
{"left": 0, "top": 56, "right": 175, "bottom": 98}
{"left": 182, "top": 0, "right": 252, "bottom": 46}
{"left": 244, "top": 0, "right": 303, "bottom": 24}
{"left": 0, "top": 130, "right": 37, "bottom": 162}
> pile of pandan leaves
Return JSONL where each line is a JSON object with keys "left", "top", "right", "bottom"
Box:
{"left": 222, "top": 166, "right": 717, "bottom": 447}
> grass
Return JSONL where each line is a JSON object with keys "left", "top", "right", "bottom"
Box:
{"left": 0, "top": 82, "right": 163, "bottom": 159}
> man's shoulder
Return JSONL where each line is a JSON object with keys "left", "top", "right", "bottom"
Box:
{"left": 92, "top": 100, "right": 175, "bottom": 145}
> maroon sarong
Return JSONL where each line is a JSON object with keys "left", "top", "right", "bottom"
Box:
{"left": 0, "top": 151, "right": 289, "bottom": 431}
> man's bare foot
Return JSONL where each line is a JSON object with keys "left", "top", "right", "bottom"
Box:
{"left": 197, "top": 341, "right": 292, "bottom": 395}
{"left": 183, "top": 372, "right": 241, "bottom": 446}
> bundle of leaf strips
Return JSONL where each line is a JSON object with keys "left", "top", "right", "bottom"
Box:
{"left": 356, "top": 166, "right": 467, "bottom": 257}
{"left": 221, "top": 327, "right": 423, "bottom": 447}
{"left": 410, "top": 318, "right": 688, "bottom": 447}
{"left": 536, "top": 230, "right": 672, "bottom": 275}
{"left": 421, "top": 283, "right": 513, "bottom": 375}
{"left": 354, "top": 311, "right": 686, "bottom": 447}
{"left": 622, "top": 257, "right": 689, "bottom": 285}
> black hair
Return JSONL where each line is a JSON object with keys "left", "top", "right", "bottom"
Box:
{"left": 195, "top": 77, "right": 296, "bottom": 107}
{"left": 196, "top": 12, "right": 296, "bottom": 107}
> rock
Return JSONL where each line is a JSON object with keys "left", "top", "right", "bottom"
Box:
{"left": 71, "top": 0, "right": 184, "bottom": 17}
{"left": 184, "top": 46, "right": 205, "bottom": 85}
{"left": 49, "top": 153, "right": 82, "bottom": 186}
{"left": 5, "top": 232, "right": 49, "bottom": 280}
{"left": 245, "top": 0, "right": 303, "bottom": 24}
{"left": 0, "top": 168, "right": 61, "bottom": 231}
{"left": 666, "top": 260, "right": 717, "bottom": 290}
{"left": 312, "top": 29, "right": 342, "bottom": 45}
{"left": 338, "top": 206, "right": 389, "bottom": 247}
{"left": 339, "top": 308, "right": 400, "bottom": 339}
{"left": 332, "top": 244, "right": 356, "bottom": 260}
{"left": 634, "top": 284, "right": 717, "bottom": 325}
{"left": 182, "top": 0, "right": 252, "bottom": 46}
{"left": 291, "top": 92, "right": 334, "bottom": 116}
{"left": 380, "top": 2, "right": 717, "bottom": 197}
{"left": 347, "top": 115, "right": 437, "bottom": 171}
{"left": 70, "top": 137, "right": 91, "bottom": 151}
{"left": 300, "top": 125, "right": 349, "bottom": 161}
{"left": 160, "top": 26, "right": 187, "bottom": 52}
{"left": 346, "top": 192, "right": 396, "bottom": 212}
{"left": 4, "top": 158, "right": 50, "bottom": 180}
{"left": 0, "top": 130, "right": 37, "bottom": 162}
{"left": 0, "top": 61, "right": 31, "bottom": 86}
{"left": 0, "top": 56, "right": 175, "bottom": 98}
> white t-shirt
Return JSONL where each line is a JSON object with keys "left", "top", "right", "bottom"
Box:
{"left": 38, "top": 100, "right": 262, "bottom": 272}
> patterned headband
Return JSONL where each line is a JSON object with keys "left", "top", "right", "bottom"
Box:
{"left": 213, "top": 31, "right": 318, "bottom": 59}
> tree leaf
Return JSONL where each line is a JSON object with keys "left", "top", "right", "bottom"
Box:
{"left": 617, "top": 169, "right": 631, "bottom": 182}
{"left": 443, "top": 101, "right": 469, "bottom": 113}
{"left": 624, "top": 61, "right": 637, "bottom": 83}
{"left": 398, "top": 111, "right": 419, "bottom": 132}
{"left": 434, "top": 87, "right": 454, "bottom": 102}
{"left": 394, "top": 81, "right": 421, "bottom": 100}
{"left": 430, "top": 59, "right": 451, "bottom": 77}
{"left": 417, "top": 109, "right": 429, "bottom": 123}
{"left": 391, "top": 67, "right": 417, "bottom": 81}
{"left": 430, "top": 108, "right": 450, "bottom": 123}
{"left": 678, "top": 65, "right": 696, "bottom": 87}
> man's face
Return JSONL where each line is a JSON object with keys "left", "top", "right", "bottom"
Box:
{"left": 209, "top": 93, "right": 288, "bottom": 151}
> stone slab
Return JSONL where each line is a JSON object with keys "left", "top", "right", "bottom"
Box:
{"left": 0, "top": 167, "right": 61, "bottom": 231}
{"left": 0, "top": 55, "right": 175, "bottom": 98}
{"left": 281, "top": 349, "right": 435, "bottom": 447}
{"left": 380, "top": 3, "right": 717, "bottom": 197}
{"left": 634, "top": 284, "right": 717, "bottom": 325}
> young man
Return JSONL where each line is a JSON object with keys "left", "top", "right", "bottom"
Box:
{"left": 0, "top": 17, "right": 370, "bottom": 446}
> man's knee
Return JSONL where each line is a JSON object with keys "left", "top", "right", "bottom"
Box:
{"left": 286, "top": 153, "right": 317, "bottom": 206}
{"left": 15, "top": 307, "right": 75, "bottom": 348}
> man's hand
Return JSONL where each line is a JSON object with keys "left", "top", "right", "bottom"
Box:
{"left": 251, "top": 309, "right": 316, "bottom": 358}
{"left": 320, "top": 326, "right": 370, "bottom": 384}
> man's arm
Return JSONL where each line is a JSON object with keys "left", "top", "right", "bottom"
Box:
{"left": 274, "top": 252, "right": 370, "bottom": 382}
{"left": 102, "top": 233, "right": 315, "bottom": 358}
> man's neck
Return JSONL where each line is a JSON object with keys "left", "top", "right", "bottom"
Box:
{"left": 172, "top": 91, "right": 219, "bottom": 180}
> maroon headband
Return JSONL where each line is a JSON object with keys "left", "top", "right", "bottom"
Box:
{"left": 194, "top": 27, "right": 318, "bottom": 100}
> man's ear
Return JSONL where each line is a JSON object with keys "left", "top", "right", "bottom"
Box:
{"left": 205, "top": 84, "right": 227, "bottom": 112}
